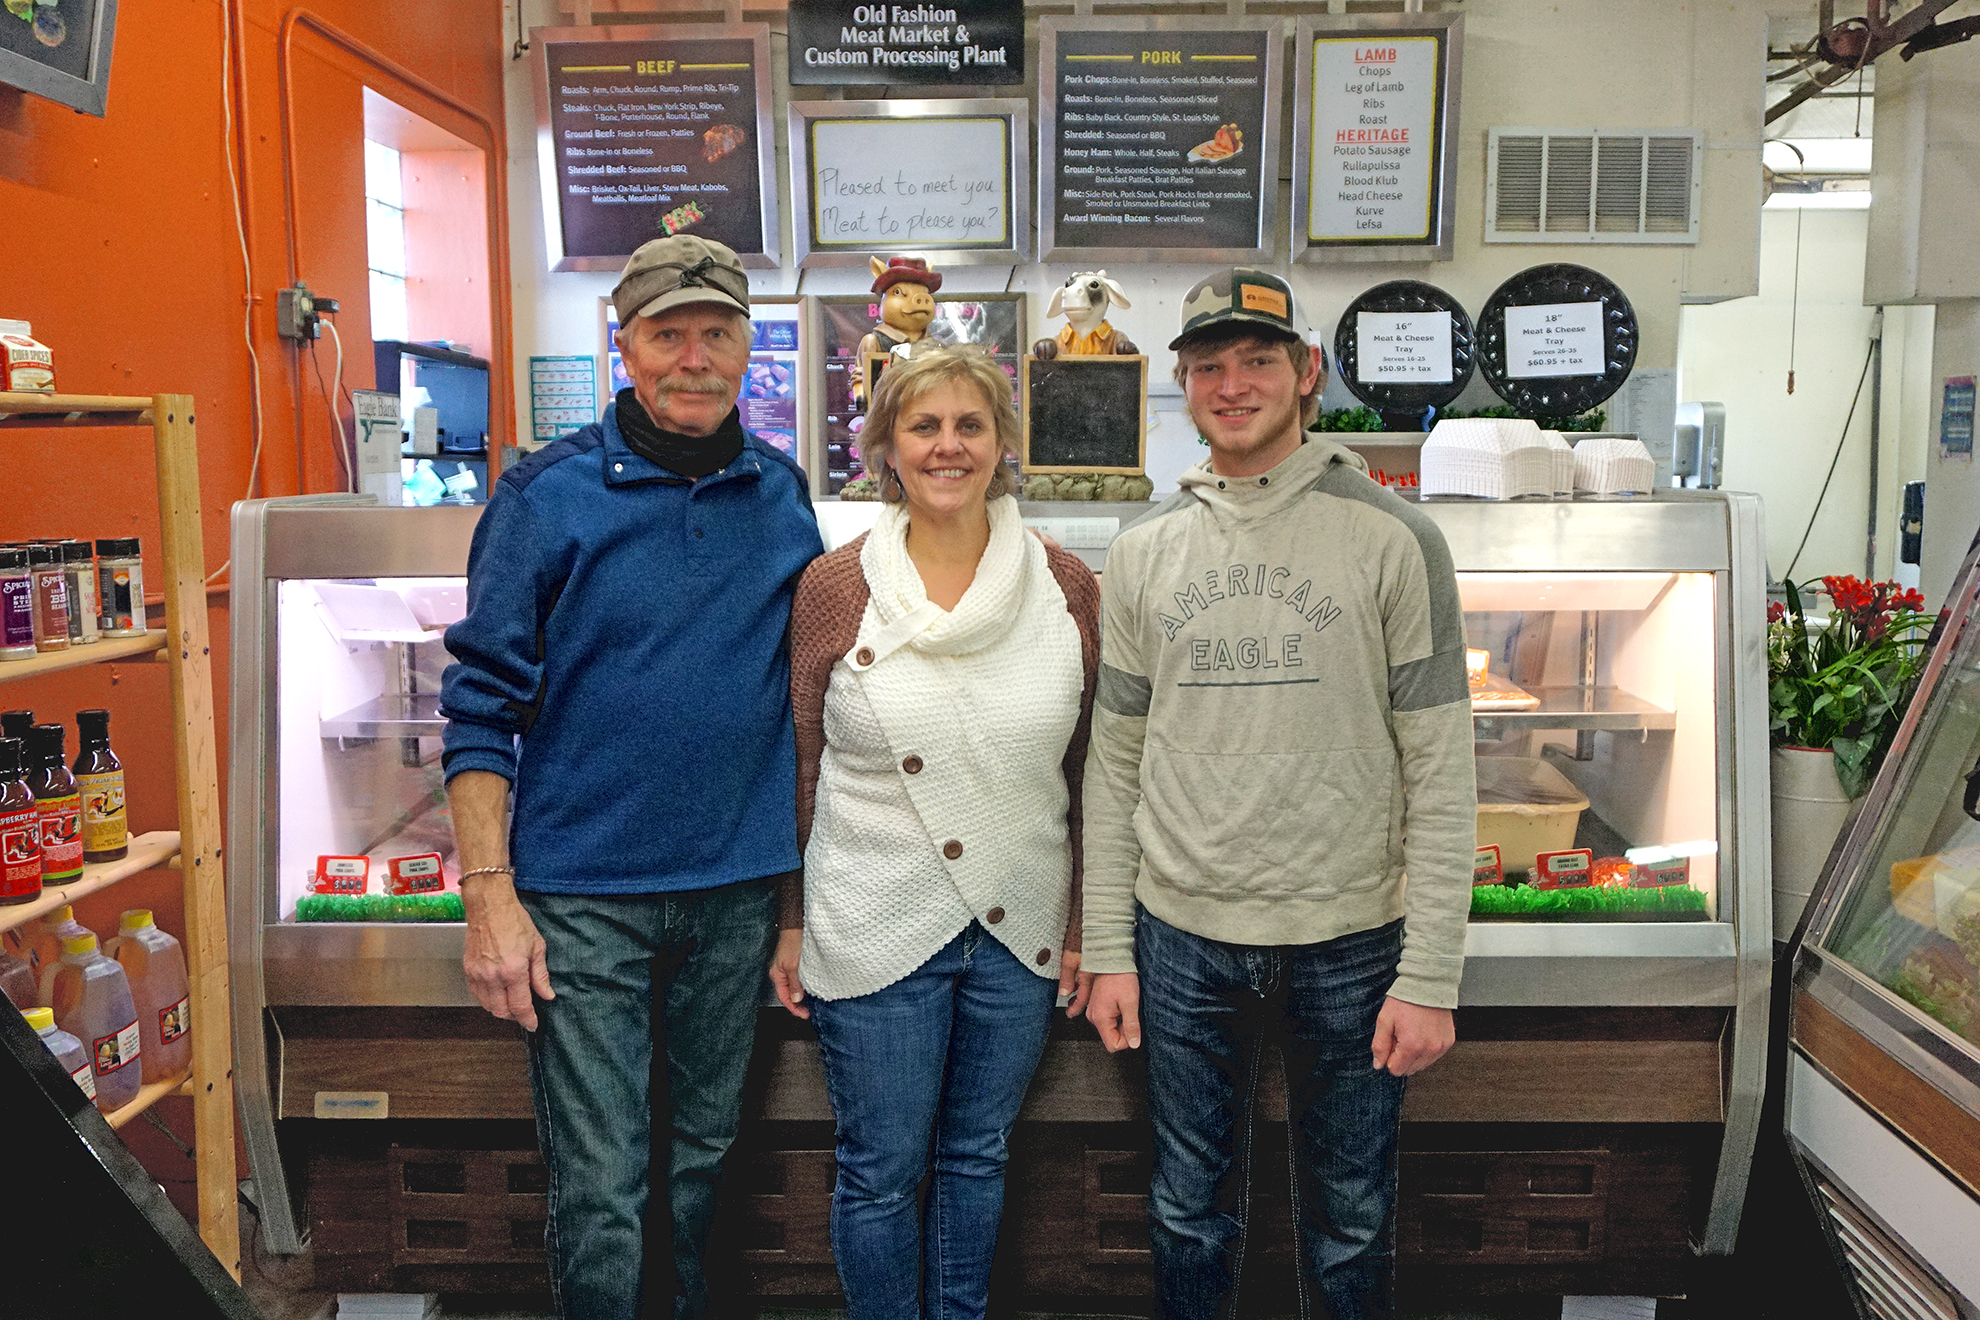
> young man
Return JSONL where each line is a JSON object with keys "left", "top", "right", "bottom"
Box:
{"left": 441, "top": 234, "right": 823, "bottom": 1320}
{"left": 1081, "top": 269, "right": 1475, "bottom": 1320}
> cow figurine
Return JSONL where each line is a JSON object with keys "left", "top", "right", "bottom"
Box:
{"left": 855, "top": 256, "right": 942, "bottom": 406}
{"left": 1033, "top": 271, "right": 1138, "bottom": 359}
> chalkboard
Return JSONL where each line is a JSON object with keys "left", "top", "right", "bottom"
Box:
{"left": 1022, "top": 355, "right": 1148, "bottom": 474}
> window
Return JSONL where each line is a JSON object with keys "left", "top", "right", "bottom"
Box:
{"left": 365, "top": 138, "right": 409, "bottom": 343}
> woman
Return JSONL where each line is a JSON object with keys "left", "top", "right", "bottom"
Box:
{"left": 770, "top": 346, "right": 1099, "bottom": 1320}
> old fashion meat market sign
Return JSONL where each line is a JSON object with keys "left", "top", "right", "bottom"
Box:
{"left": 788, "top": 0, "right": 1023, "bottom": 85}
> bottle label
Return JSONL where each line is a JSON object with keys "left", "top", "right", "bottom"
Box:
{"left": 0, "top": 804, "right": 40, "bottom": 900}
{"left": 160, "top": 995, "right": 190, "bottom": 1043}
{"left": 101, "top": 564, "right": 143, "bottom": 632}
{"left": 0, "top": 575, "right": 32, "bottom": 648}
{"left": 70, "top": 1060, "right": 96, "bottom": 1101}
{"left": 78, "top": 771, "right": 127, "bottom": 853}
{"left": 36, "top": 792, "right": 82, "bottom": 879}
{"left": 92, "top": 1019, "right": 140, "bottom": 1075}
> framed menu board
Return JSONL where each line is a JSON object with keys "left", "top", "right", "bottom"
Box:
{"left": 1292, "top": 13, "right": 1462, "bottom": 263}
{"left": 790, "top": 99, "right": 1030, "bottom": 267}
{"left": 1037, "top": 18, "right": 1283, "bottom": 263}
{"left": 531, "top": 24, "right": 778, "bottom": 271}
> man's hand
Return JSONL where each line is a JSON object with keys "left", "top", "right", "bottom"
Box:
{"left": 1058, "top": 949, "right": 1094, "bottom": 1018}
{"left": 769, "top": 928, "right": 808, "bottom": 1019}
{"left": 1370, "top": 997, "right": 1454, "bottom": 1076}
{"left": 461, "top": 872, "right": 554, "bottom": 1032}
{"left": 1086, "top": 971, "right": 1142, "bottom": 1051}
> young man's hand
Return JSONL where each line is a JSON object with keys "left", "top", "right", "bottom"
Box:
{"left": 1085, "top": 971, "right": 1142, "bottom": 1051}
{"left": 1370, "top": 997, "right": 1454, "bottom": 1076}
{"left": 769, "top": 928, "right": 808, "bottom": 1019}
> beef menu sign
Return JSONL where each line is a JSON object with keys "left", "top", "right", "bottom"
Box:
{"left": 1038, "top": 18, "right": 1282, "bottom": 263}
{"left": 532, "top": 25, "right": 778, "bottom": 271}
{"left": 1292, "top": 13, "right": 1462, "bottom": 263}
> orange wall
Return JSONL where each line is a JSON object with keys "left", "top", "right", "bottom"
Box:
{"left": 0, "top": 0, "right": 510, "bottom": 1214}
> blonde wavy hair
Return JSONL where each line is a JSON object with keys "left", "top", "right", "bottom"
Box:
{"left": 860, "top": 346, "right": 1021, "bottom": 503}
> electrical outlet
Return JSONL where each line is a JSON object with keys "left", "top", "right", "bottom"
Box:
{"left": 275, "top": 284, "right": 340, "bottom": 341}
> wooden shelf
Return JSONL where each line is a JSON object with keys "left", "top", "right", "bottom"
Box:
{"left": 0, "top": 392, "right": 156, "bottom": 430}
{"left": 105, "top": 1066, "right": 194, "bottom": 1131}
{"left": 0, "top": 631, "right": 165, "bottom": 683}
{"left": 0, "top": 831, "right": 180, "bottom": 936}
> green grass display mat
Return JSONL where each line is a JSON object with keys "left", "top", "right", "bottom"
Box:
{"left": 295, "top": 892, "right": 466, "bottom": 922}
{"left": 1470, "top": 883, "right": 1711, "bottom": 921}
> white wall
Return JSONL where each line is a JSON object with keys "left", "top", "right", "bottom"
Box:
{"left": 503, "top": 0, "right": 1765, "bottom": 488}
{"left": 1924, "top": 300, "right": 1980, "bottom": 604}
{"left": 1679, "top": 207, "right": 1934, "bottom": 587}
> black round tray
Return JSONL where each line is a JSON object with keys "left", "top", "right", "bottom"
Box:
{"left": 1331, "top": 280, "right": 1475, "bottom": 431}
{"left": 1475, "top": 263, "right": 1637, "bottom": 418}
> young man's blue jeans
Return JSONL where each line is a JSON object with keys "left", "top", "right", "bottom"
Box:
{"left": 1138, "top": 907, "right": 1408, "bottom": 1320}
{"left": 520, "top": 877, "right": 775, "bottom": 1320}
{"left": 809, "top": 921, "right": 1057, "bottom": 1320}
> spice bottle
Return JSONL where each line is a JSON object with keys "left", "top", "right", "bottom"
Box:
{"left": 0, "top": 737, "right": 40, "bottom": 907}
{"left": 74, "top": 709, "right": 126, "bottom": 864}
{"left": 0, "top": 548, "right": 34, "bottom": 660}
{"left": 27, "top": 544, "right": 69, "bottom": 654}
{"left": 26, "top": 724, "right": 82, "bottom": 883}
{"left": 96, "top": 539, "right": 145, "bottom": 637}
{"left": 60, "top": 540, "right": 100, "bottom": 646}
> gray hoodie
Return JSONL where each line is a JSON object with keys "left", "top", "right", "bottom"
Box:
{"left": 1080, "top": 436, "right": 1475, "bottom": 1008}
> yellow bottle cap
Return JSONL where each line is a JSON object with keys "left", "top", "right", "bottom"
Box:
{"left": 60, "top": 933, "right": 97, "bottom": 956}
{"left": 120, "top": 909, "right": 153, "bottom": 932}
{"left": 21, "top": 1007, "right": 53, "bottom": 1032}
{"left": 47, "top": 905, "right": 73, "bottom": 923}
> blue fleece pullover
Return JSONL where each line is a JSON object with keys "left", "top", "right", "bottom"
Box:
{"left": 439, "top": 406, "right": 823, "bottom": 894}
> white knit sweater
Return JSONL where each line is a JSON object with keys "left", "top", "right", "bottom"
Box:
{"left": 799, "top": 497, "right": 1085, "bottom": 1001}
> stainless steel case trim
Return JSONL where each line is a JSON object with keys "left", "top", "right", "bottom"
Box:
{"left": 263, "top": 503, "right": 484, "bottom": 578}
{"left": 1422, "top": 492, "right": 1731, "bottom": 572}
{"left": 1035, "top": 16, "right": 1284, "bottom": 265}
{"left": 789, "top": 97, "right": 1032, "bottom": 268}
{"left": 531, "top": 23, "right": 781, "bottom": 272}
{"left": 1291, "top": 12, "right": 1462, "bottom": 265}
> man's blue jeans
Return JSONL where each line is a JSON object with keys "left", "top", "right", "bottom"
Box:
{"left": 1138, "top": 908, "right": 1408, "bottom": 1320}
{"left": 809, "top": 921, "right": 1057, "bottom": 1320}
{"left": 520, "top": 877, "right": 775, "bottom": 1320}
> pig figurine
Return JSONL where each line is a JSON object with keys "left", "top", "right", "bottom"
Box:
{"left": 856, "top": 256, "right": 942, "bottom": 406}
{"left": 1033, "top": 270, "right": 1138, "bottom": 359}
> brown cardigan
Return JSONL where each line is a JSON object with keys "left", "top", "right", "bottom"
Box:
{"left": 782, "top": 532, "right": 1102, "bottom": 950}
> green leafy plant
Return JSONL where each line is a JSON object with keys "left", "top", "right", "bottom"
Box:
{"left": 1439, "top": 404, "right": 1608, "bottom": 432}
{"left": 1312, "top": 406, "right": 1387, "bottom": 433}
{"left": 1768, "top": 575, "right": 1933, "bottom": 798}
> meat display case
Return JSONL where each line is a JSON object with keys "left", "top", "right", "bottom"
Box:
{"left": 1787, "top": 542, "right": 1980, "bottom": 1319}
{"left": 225, "top": 489, "right": 1773, "bottom": 1305}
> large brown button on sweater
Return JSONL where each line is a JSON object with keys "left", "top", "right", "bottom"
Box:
{"left": 986, "top": 906, "right": 1005, "bottom": 924}
{"left": 1035, "top": 948, "right": 1051, "bottom": 965}
{"left": 942, "top": 839, "right": 964, "bottom": 860}
{"left": 902, "top": 755, "right": 923, "bottom": 774}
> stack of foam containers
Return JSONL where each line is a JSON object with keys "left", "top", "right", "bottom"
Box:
{"left": 1541, "top": 430, "right": 1576, "bottom": 497}
{"left": 1571, "top": 436, "right": 1657, "bottom": 495}
{"left": 1421, "top": 418, "right": 1555, "bottom": 499}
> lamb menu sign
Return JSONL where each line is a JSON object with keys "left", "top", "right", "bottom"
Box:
{"left": 788, "top": 0, "right": 1023, "bottom": 85}
{"left": 1293, "top": 14, "right": 1462, "bottom": 263}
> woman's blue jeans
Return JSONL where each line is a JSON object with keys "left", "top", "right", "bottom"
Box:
{"left": 810, "top": 921, "right": 1057, "bottom": 1320}
{"left": 1138, "top": 907, "right": 1408, "bottom": 1320}
{"left": 520, "top": 877, "right": 775, "bottom": 1320}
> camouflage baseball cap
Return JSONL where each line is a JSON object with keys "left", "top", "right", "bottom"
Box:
{"left": 613, "top": 234, "right": 750, "bottom": 324}
{"left": 1169, "top": 268, "right": 1302, "bottom": 351}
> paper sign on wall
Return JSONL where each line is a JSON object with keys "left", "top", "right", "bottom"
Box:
{"left": 1505, "top": 301, "right": 1604, "bottom": 379}
{"left": 531, "top": 355, "right": 598, "bottom": 443}
{"left": 1941, "top": 376, "right": 1975, "bottom": 460}
{"left": 1354, "top": 311, "right": 1452, "bottom": 382}
{"left": 1306, "top": 34, "right": 1441, "bottom": 243}
{"left": 351, "top": 389, "right": 403, "bottom": 506}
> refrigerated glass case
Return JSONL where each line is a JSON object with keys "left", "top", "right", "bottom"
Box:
{"left": 1789, "top": 544, "right": 1980, "bottom": 1317}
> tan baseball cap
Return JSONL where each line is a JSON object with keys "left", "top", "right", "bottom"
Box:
{"left": 612, "top": 235, "right": 751, "bottom": 324}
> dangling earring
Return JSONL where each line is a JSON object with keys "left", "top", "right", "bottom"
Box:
{"left": 880, "top": 463, "right": 902, "bottom": 502}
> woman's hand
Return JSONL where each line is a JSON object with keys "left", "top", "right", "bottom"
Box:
{"left": 769, "top": 928, "right": 809, "bottom": 1019}
{"left": 1058, "top": 949, "right": 1094, "bottom": 1018}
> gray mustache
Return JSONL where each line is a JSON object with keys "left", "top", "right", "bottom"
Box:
{"left": 657, "top": 373, "right": 731, "bottom": 396}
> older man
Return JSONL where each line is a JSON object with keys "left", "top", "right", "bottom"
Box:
{"left": 441, "top": 234, "right": 822, "bottom": 1320}
{"left": 1081, "top": 270, "right": 1474, "bottom": 1320}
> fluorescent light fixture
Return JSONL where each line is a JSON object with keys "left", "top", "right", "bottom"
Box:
{"left": 1763, "top": 138, "right": 1873, "bottom": 174}
{"left": 1764, "top": 190, "right": 1873, "bottom": 209}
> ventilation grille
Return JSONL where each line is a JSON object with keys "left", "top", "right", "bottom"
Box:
{"left": 1487, "top": 128, "right": 1701, "bottom": 244}
{"left": 1813, "top": 1176, "right": 1962, "bottom": 1320}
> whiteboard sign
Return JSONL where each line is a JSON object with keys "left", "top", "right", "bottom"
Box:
{"left": 1505, "top": 301, "right": 1605, "bottom": 378}
{"left": 1355, "top": 311, "right": 1452, "bottom": 382}
{"left": 793, "top": 100, "right": 1028, "bottom": 264}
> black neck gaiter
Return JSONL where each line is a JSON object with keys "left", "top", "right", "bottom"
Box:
{"left": 615, "top": 388, "right": 745, "bottom": 479}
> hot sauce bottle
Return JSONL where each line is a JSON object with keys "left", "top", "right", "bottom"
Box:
{"left": 74, "top": 709, "right": 127, "bottom": 864}
{"left": 0, "top": 737, "right": 40, "bottom": 906}
{"left": 27, "top": 724, "right": 82, "bottom": 883}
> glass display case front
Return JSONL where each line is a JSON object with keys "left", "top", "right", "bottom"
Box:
{"left": 1461, "top": 570, "right": 1721, "bottom": 923}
